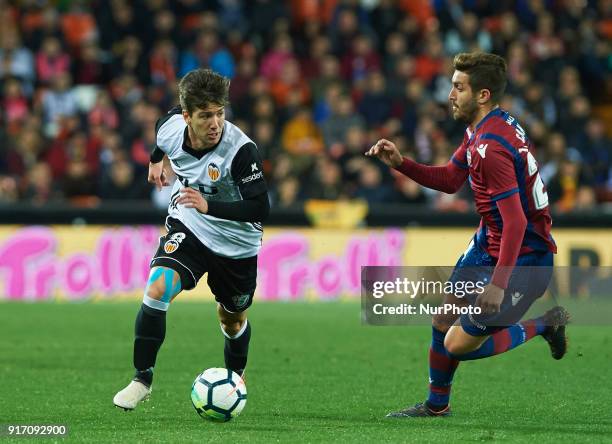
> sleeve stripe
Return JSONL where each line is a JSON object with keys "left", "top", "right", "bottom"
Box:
{"left": 491, "top": 187, "right": 519, "bottom": 201}
{"left": 451, "top": 156, "right": 469, "bottom": 170}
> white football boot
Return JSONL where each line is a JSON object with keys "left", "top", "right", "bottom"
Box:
{"left": 113, "top": 380, "right": 152, "bottom": 410}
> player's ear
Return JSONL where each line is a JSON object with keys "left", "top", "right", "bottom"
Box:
{"left": 478, "top": 89, "right": 491, "bottom": 105}
{"left": 182, "top": 110, "right": 191, "bottom": 125}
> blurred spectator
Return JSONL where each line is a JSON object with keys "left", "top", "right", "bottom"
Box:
{"left": 313, "top": 81, "right": 342, "bottom": 124}
{"left": 307, "top": 155, "right": 344, "bottom": 200}
{"left": 329, "top": 8, "right": 362, "bottom": 55}
{"left": 0, "top": 175, "right": 18, "bottom": 203}
{"left": 230, "top": 56, "right": 257, "bottom": 105}
{"left": 270, "top": 58, "right": 310, "bottom": 108}
{"left": 252, "top": 119, "right": 279, "bottom": 161}
{"left": 357, "top": 69, "right": 393, "bottom": 127}
{"left": 340, "top": 33, "right": 381, "bottom": 83}
{"left": 61, "top": 132, "right": 98, "bottom": 202}
{"left": 414, "top": 34, "right": 445, "bottom": 85}
{"left": 22, "top": 162, "right": 59, "bottom": 205}
{"left": 299, "top": 34, "right": 331, "bottom": 81}
{"left": 111, "top": 36, "right": 149, "bottom": 85}
{"left": 309, "top": 54, "right": 342, "bottom": 103}
{"left": 492, "top": 12, "right": 521, "bottom": 55}
{"left": 579, "top": 118, "right": 612, "bottom": 189}
{"left": 273, "top": 176, "right": 301, "bottom": 208}
{"left": 3, "top": 78, "right": 29, "bottom": 133}
{"left": 321, "top": 93, "right": 365, "bottom": 148}
{"left": 88, "top": 90, "right": 119, "bottom": 130}
{"left": 540, "top": 132, "right": 572, "bottom": 185}
{"left": 179, "top": 30, "right": 235, "bottom": 79}
{"left": 370, "top": 0, "right": 403, "bottom": 47}
{"left": 73, "top": 41, "right": 107, "bottom": 85}
{"left": 547, "top": 159, "right": 595, "bottom": 213}
{"left": 100, "top": 157, "right": 149, "bottom": 200}
{"left": 281, "top": 107, "right": 324, "bottom": 159}
{"left": 259, "top": 32, "right": 295, "bottom": 81}
{"left": 60, "top": 1, "right": 98, "bottom": 50}
{"left": 394, "top": 175, "right": 427, "bottom": 204}
{"left": 515, "top": 82, "right": 556, "bottom": 128}
{"left": 0, "top": 27, "right": 35, "bottom": 92}
{"left": 382, "top": 32, "right": 408, "bottom": 76}
{"left": 444, "top": 12, "right": 492, "bottom": 55}
{"left": 353, "top": 160, "right": 395, "bottom": 204}
{"left": 150, "top": 39, "right": 177, "bottom": 85}
{"left": 39, "top": 73, "right": 79, "bottom": 137}
{"left": 35, "top": 36, "right": 70, "bottom": 85}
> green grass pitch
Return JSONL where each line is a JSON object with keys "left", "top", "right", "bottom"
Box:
{"left": 1, "top": 301, "right": 611, "bottom": 443}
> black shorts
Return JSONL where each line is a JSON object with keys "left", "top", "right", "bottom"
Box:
{"left": 150, "top": 218, "right": 257, "bottom": 313}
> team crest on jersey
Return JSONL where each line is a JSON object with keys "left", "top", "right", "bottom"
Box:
{"left": 207, "top": 163, "right": 221, "bottom": 181}
{"left": 232, "top": 294, "right": 250, "bottom": 309}
{"left": 164, "top": 232, "right": 186, "bottom": 254}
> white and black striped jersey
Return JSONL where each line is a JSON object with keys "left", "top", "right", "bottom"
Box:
{"left": 156, "top": 107, "right": 267, "bottom": 258}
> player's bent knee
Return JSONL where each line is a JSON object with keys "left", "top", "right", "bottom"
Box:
{"left": 444, "top": 340, "right": 465, "bottom": 355}
{"left": 444, "top": 335, "right": 477, "bottom": 355}
{"left": 144, "top": 280, "right": 166, "bottom": 301}
{"left": 142, "top": 267, "right": 182, "bottom": 311}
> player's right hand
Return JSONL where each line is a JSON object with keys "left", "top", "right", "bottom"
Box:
{"left": 148, "top": 161, "right": 170, "bottom": 191}
{"left": 365, "top": 139, "right": 403, "bottom": 168}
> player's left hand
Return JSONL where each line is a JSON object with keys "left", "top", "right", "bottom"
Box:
{"left": 177, "top": 187, "right": 208, "bottom": 214}
{"left": 475, "top": 284, "right": 505, "bottom": 314}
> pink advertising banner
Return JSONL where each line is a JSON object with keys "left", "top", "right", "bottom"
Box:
{"left": 0, "top": 226, "right": 609, "bottom": 301}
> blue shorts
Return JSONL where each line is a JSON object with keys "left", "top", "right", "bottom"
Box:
{"left": 448, "top": 236, "right": 553, "bottom": 336}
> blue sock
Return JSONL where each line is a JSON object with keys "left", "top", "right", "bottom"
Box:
{"left": 427, "top": 327, "right": 459, "bottom": 409}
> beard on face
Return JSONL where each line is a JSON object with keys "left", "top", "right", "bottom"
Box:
{"left": 452, "top": 97, "right": 478, "bottom": 124}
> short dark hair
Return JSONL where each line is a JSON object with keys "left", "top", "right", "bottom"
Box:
{"left": 178, "top": 68, "right": 230, "bottom": 115}
{"left": 453, "top": 52, "right": 507, "bottom": 104}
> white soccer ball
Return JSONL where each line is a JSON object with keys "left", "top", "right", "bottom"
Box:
{"left": 190, "top": 368, "right": 247, "bottom": 421}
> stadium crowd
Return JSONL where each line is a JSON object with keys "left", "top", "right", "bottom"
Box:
{"left": 0, "top": 0, "right": 610, "bottom": 213}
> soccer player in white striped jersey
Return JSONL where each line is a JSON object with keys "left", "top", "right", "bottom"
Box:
{"left": 113, "top": 69, "right": 269, "bottom": 410}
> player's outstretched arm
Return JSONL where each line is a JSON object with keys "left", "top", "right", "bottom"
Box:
{"left": 365, "top": 139, "right": 468, "bottom": 194}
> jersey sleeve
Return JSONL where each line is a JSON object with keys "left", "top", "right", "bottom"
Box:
{"left": 482, "top": 143, "right": 519, "bottom": 200}
{"left": 231, "top": 142, "right": 268, "bottom": 199}
{"left": 152, "top": 106, "right": 182, "bottom": 160}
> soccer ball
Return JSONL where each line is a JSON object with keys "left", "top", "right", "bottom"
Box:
{"left": 190, "top": 368, "right": 247, "bottom": 421}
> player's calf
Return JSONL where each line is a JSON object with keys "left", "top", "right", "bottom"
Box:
{"left": 113, "top": 267, "right": 182, "bottom": 410}
{"left": 218, "top": 304, "right": 251, "bottom": 376}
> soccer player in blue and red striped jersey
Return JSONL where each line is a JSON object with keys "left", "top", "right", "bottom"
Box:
{"left": 366, "top": 52, "right": 569, "bottom": 417}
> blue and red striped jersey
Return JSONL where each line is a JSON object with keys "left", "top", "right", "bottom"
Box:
{"left": 451, "top": 108, "right": 557, "bottom": 257}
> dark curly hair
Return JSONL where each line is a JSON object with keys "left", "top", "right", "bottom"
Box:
{"left": 453, "top": 52, "right": 507, "bottom": 104}
{"left": 178, "top": 68, "right": 230, "bottom": 115}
